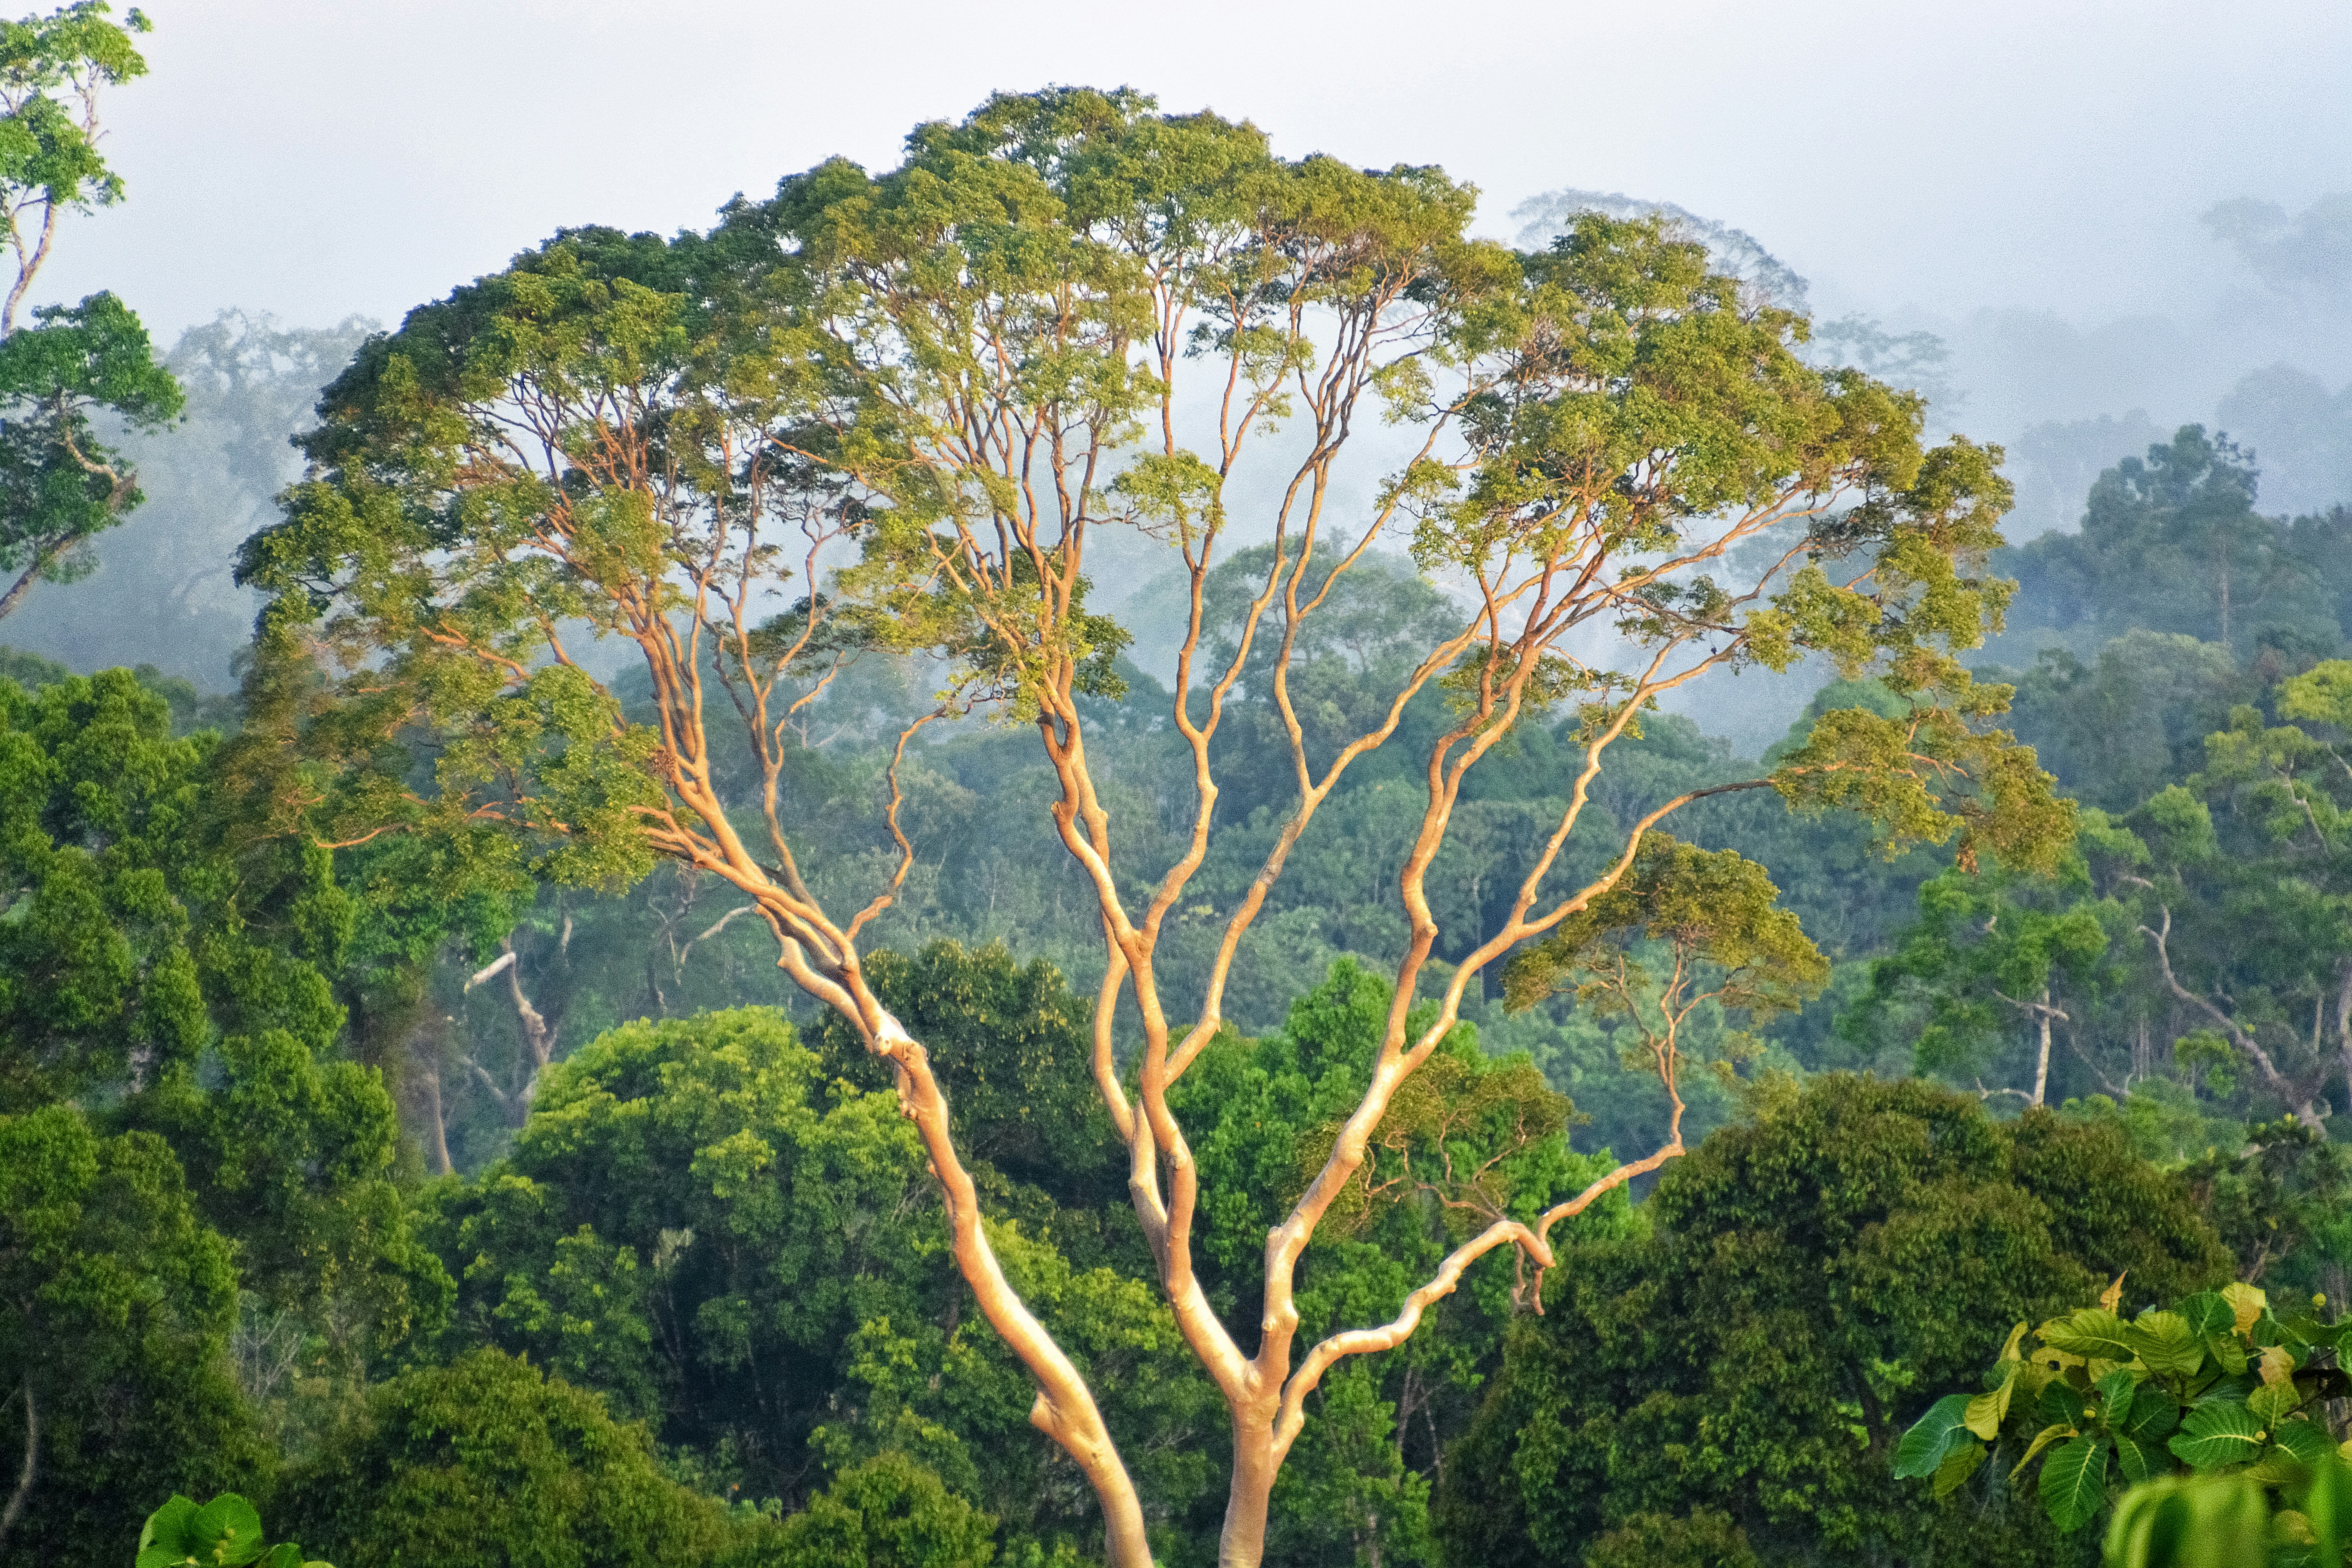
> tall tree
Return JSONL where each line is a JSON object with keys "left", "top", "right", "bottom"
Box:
{"left": 238, "top": 89, "right": 2067, "bottom": 1566}
{"left": 0, "top": 2, "right": 180, "bottom": 622}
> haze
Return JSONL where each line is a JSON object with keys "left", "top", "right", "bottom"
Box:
{"left": 10, "top": 0, "right": 2352, "bottom": 714}
{"left": 69, "top": 0, "right": 2343, "bottom": 327}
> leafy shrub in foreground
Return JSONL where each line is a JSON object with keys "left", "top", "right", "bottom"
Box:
{"left": 1895, "top": 1279, "right": 2350, "bottom": 1537}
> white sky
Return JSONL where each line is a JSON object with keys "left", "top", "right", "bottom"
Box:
{"left": 49, "top": 0, "right": 2352, "bottom": 342}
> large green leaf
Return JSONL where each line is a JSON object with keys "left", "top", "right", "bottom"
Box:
{"left": 2038, "top": 1433, "right": 2111, "bottom": 1532}
{"left": 2126, "top": 1311, "right": 2206, "bottom": 1377}
{"left": 2283, "top": 1314, "right": 2349, "bottom": 1351}
{"left": 2122, "top": 1386, "right": 2180, "bottom": 1442}
{"left": 2272, "top": 1416, "right": 2336, "bottom": 1467}
{"left": 2041, "top": 1308, "right": 2137, "bottom": 1362}
{"left": 2112, "top": 1432, "right": 2165, "bottom": 1484}
{"left": 2041, "top": 1379, "right": 2088, "bottom": 1428}
{"left": 2103, "top": 1473, "right": 2270, "bottom": 1568}
{"left": 2249, "top": 1380, "right": 2298, "bottom": 1428}
{"left": 1932, "top": 1439, "right": 1987, "bottom": 1499}
{"left": 191, "top": 1496, "right": 269, "bottom": 1568}
{"left": 2167, "top": 1399, "right": 2265, "bottom": 1471}
{"left": 2095, "top": 1366, "right": 2137, "bottom": 1431}
{"left": 1893, "top": 1393, "right": 1975, "bottom": 1479}
{"left": 2307, "top": 1453, "right": 2349, "bottom": 1568}
{"left": 137, "top": 1497, "right": 201, "bottom": 1568}
{"left": 2178, "top": 1292, "right": 2232, "bottom": 1338}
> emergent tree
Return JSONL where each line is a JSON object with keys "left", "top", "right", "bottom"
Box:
{"left": 238, "top": 90, "right": 2070, "bottom": 1568}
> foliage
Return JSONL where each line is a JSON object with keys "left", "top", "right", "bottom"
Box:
{"left": 757, "top": 1452, "right": 997, "bottom": 1568}
{"left": 811, "top": 941, "right": 1130, "bottom": 1234}
{"left": 0, "top": 1103, "right": 269, "bottom": 1568}
{"left": 1894, "top": 1280, "right": 2351, "bottom": 1541}
{"left": 1432, "top": 1074, "right": 2231, "bottom": 1568}
{"left": 417, "top": 1003, "right": 1217, "bottom": 1561}
{"left": 0, "top": 668, "right": 447, "bottom": 1334}
{"left": 2101, "top": 1452, "right": 2351, "bottom": 1568}
{"left": 2003, "top": 427, "right": 2345, "bottom": 657}
{"left": 0, "top": 3, "right": 180, "bottom": 622}
{"left": 1850, "top": 858, "right": 2112, "bottom": 1103}
{"left": 270, "top": 1348, "right": 733, "bottom": 1568}
{"left": 136, "top": 1492, "right": 327, "bottom": 1568}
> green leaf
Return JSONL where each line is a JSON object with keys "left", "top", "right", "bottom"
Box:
{"left": 2041, "top": 1379, "right": 2088, "bottom": 1429}
{"left": 1964, "top": 1377, "right": 2013, "bottom": 1441}
{"left": 2041, "top": 1308, "right": 2137, "bottom": 1362}
{"left": 137, "top": 1497, "right": 200, "bottom": 1568}
{"left": 2204, "top": 1333, "right": 2248, "bottom": 1376}
{"left": 2283, "top": 1316, "right": 2348, "bottom": 1351}
{"left": 1893, "top": 1392, "right": 1974, "bottom": 1479}
{"left": 1933, "top": 1439, "right": 1987, "bottom": 1499}
{"left": 2096, "top": 1366, "right": 2137, "bottom": 1431}
{"left": 2011, "top": 1422, "right": 2077, "bottom": 1479}
{"left": 2112, "top": 1432, "right": 2165, "bottom": 1484}
{"left": 2179, "top": 1292, "right": 2232, "bottom": 1337}
{"left": 2122, "top": 1386, "right": 2180, "bottom": 1442}
{"left": 2167, "top": 1400, "right": 2265, "bottom": 1471}
{"left": 191, "top": 1495, "right": 267, "bottom": 1568}
{"left": 260, "top": 1548, "right": 301, "bottom": 1568}
{"left": 2103, "top": 1473, "right": 2270, "bottom": 1568}
{"left": 2038, "top": 1432, "right": 2110, "bottom": 1532}
{"left": 2126, "top": 1311, "right": 2206, "bottom": 1377}
{"left": 2249, "top": 1380, "right": 2298, "bottom": 1428}
{"left": 2272, "top": 1416, "right": 2335, "bottom": 1467}
{"left": 2306, "top": 1452, "right": 2349, "bottom": 1568}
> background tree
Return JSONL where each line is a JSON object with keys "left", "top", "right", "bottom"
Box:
{"left": 0, "top": 668, "right": 450, "bottom": 1560}
{"left": 0, "top": 310, "right": 375, "bottom": 680}
{"left": 417, "top": 1000, "right": 1218, "bottom": 1560}
{"left": 270, "top": 1348, "right": 733, "bottom": 1568}
{"left": 1433, "top": 1074, "right": 2232, "bottom": 1568}
{"left": 0, "top": 1104, "right": 270, "bottom": 1567}
{"left": 2001, "top": 427, "right": 2342, "bottom": 658}
{"left": 0, "top": 2, "right": 180, "bottom": 622}
{"left": 1850, "top": 859, "right": 2112, "bottom": 1107}
{"left": 238, "top": 89, "right": 2066, "bottom": 1566}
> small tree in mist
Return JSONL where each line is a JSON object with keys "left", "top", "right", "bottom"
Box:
{"left": 0, "top": 2, "right": 180, "bottom": 621}
{"left": 238, "top": 89, "right": 2070, "bottom": 1568}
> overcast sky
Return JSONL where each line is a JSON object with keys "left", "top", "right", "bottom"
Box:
{"left": 45, "top": 0, "right": 2352, "bottom": 352}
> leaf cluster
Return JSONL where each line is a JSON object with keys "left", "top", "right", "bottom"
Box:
{"left": 137, "top": 1492, "right": 327, "bottom": 1568}
{"left": 1895, "top": 1279, "right": 2352, "bottom": 1535}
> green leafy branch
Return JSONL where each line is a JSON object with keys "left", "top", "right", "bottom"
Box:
{"left": 1895, "top": 1278, "right": 2352, "bottom": 1537}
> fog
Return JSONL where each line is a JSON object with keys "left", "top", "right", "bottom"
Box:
{"left": 7, "top": 0, "right": 2351, "bottom": 729}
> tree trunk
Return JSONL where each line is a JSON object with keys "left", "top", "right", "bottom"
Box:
{"left": 1219, "top": 1411, "right": 1279, "bottom": 1568}
{"left": 420, "top": 1064, "right": 454, "bottom": 1176}
{"left": 0, "top": 1383, "right": 34, "bottom": 1547}
{"left": 2336, "top": 958, "right": 2352, "bottom": 1126}
{"left": 2033, "top": 992, "right": 2053, "bottom": 1108}
{"left": 858, "top": 1005, "right": 1152, "bottom": 1568}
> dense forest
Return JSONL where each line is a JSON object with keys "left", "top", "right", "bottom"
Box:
{"left": 2, "top": 11, "right": 2349, "bottom": 1568}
